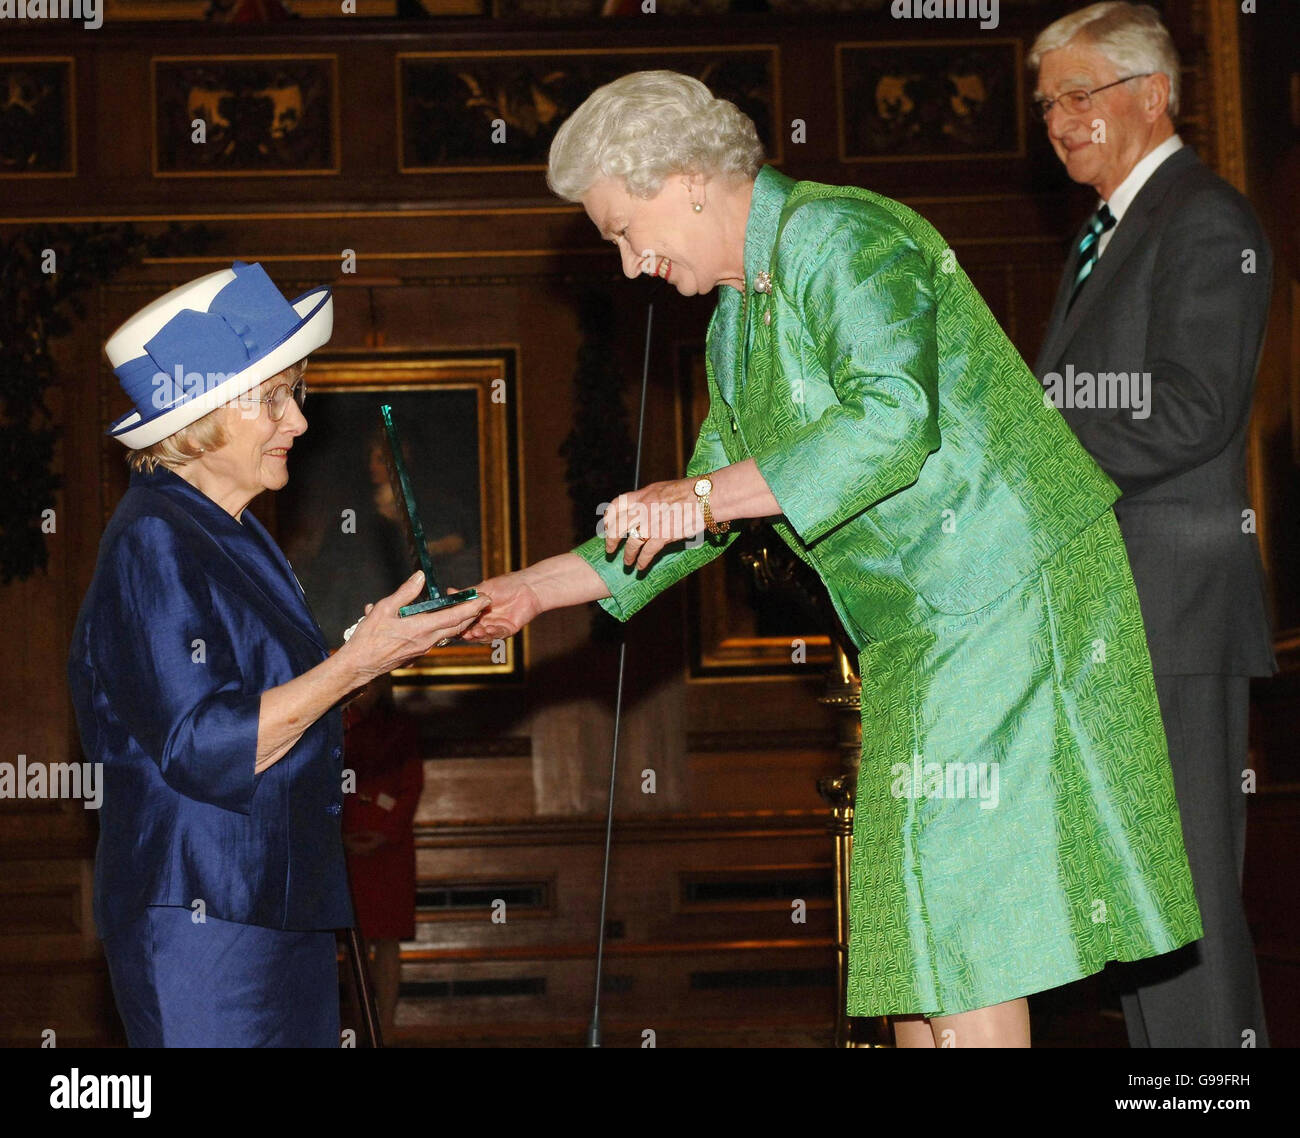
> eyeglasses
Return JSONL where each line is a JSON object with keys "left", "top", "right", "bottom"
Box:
{"left": 1032, "top": 74, "right": 1154, "bottom": 121}
{"left": 244, "top": 378, "right": 307, "bottom": 421}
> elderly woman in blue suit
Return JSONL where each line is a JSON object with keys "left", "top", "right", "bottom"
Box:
{"left": 68, "top": 262, "right": 489, "bottom": 1048}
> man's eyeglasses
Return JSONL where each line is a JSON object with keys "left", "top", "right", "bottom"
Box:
{"left": 1032, "top": 74, "right": 1154, "bottom": 121}
{"left": 244, "top": 378, "right": 307, "bottom": 421}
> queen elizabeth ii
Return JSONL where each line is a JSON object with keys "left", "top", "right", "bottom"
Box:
{"left": 462, "top": 70, "right": 1203, "bottom": 1047}
{"left": 68, "top": 262, "right": 489, "bottom": 1047}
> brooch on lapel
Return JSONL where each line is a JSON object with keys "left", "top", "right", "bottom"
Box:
{"left": 752, "top": 270, "right": 773, "bottom": 324}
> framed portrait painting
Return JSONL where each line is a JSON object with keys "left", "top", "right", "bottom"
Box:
{"left": 274, "top": 350, "right": 522, "bottom": 685}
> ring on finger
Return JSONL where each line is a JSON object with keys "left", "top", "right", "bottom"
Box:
{"left": 627, "top": 525, "right": 643, "bottom": 542}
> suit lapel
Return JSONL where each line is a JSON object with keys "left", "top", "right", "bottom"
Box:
{"left": 1045, "top": 206, "right": 1151, "bottom": 362}
{"left": 231, "top": 510, "right": 328, "bottom": 652}
{"left": 141, "top": 468, "right": 327, "bottom": 654}
{"left": 1034, "top": 216, "right": 1091, "bottom": 374}
{"left": 725, "top": 164, "right": 794, "bottom": 410}
{"left": 1035, "top": 147, "right": 1200, "bottom": 376}
{"left": 708, "top": 290, "right": 743, "bottom": 406}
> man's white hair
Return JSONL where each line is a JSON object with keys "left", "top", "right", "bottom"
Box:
{"left": 547, "top": 70, "right": 766, "bottom": 201}
{"left": 1028, "top": 1, "right": 1181, "bottom": 119}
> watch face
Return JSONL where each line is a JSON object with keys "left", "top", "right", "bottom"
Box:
{"left": 693, "top": 477, "right": 713, "bottom": 497}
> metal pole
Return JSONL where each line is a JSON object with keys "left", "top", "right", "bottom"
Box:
{"left": 586, "top": 303, "right": 653, "bottom": 1047}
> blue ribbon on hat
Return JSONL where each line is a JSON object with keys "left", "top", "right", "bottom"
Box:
{"left": 113, "top": 262, "right": 301, "bottom": 420}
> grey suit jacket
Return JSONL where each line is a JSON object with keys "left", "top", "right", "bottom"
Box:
{"left": 1034, "top": 146, "right": 1275, "bottom": 677}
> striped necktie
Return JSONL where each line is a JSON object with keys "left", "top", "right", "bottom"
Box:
{"left": 1068, "top": 203, "right": 1116, "bottom": 309}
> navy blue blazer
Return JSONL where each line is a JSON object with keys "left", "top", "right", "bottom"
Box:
{"left": 68, "top": 465, "right": 354, "bottom": 939}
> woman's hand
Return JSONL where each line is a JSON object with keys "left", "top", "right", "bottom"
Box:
{"left": 459, "top": 553, "right": 611, "bottom": 642}
{"left": 458, "top": 571, "right": 543, "bottom": 642}
{"left": 338, "top": 570, "right": 491, "bottom": 684}
{"left": 604, "top": 463, "right": 781, "bottom": 571}
{"left": 257, "top": 572, "right": 490, "bottom": 773}
{"left": 603, "top": 478, "right": 705, "bottom": 571}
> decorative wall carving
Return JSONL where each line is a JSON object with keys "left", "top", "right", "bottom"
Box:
{"left": 152, "top": 54, "right": 339, "bottom": 176}
{"left": 0, "top": 58, "right": 74, "bottom": 177}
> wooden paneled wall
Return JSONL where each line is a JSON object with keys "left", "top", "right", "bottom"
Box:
{"left": 0, "top": 1, "right": 1294, "bottom": 1046}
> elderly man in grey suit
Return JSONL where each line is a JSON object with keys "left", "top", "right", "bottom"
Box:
{"left": 1029, "top": 2, "right": 1273, "bottom": 1048}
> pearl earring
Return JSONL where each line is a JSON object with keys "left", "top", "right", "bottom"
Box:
{"left": 692, "top": 202, "right": 703, "bottom": 213}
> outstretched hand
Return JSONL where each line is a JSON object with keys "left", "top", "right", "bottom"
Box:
{"left": 339, "top": 570, "right": 491, "bottom": 682}
{"left": 457, "top": 571, "right": 543, "bottom": 642}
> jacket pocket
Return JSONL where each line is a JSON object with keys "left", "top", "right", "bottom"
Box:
{"left": 893, "top": 492, "right": 1047, "bottom": 618}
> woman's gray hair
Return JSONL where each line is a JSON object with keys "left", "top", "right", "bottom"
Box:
{"left": 1027, "top": 1, "right": 1181, "bottom": 119}
{"left": 547, "top": 70, "right": 766, "bottom": 201}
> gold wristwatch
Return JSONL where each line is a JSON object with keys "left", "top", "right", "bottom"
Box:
{"left": 693, "top": 475, "right": 729, "bottom": 535}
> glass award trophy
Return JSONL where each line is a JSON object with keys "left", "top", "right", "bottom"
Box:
{"left": 379, "top": 403, "right": 480, "bottom": 617}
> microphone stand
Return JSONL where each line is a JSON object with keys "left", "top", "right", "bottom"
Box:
{"left": 586, "top": 303, "right": 653, "bottom": 1048}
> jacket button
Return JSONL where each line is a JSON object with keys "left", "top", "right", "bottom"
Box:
{"left": 332, "top": 746, "right": 342, "bottom": 760}
{"left": 327, "top": 802, "right": 342, "bottom": 816}
{"left": 731, "top": 418, "right": 738, "bottom": 432}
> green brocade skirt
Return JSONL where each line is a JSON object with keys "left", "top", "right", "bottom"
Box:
{"left": 845, "top": 510, "right": 1202, "bottom": 1018}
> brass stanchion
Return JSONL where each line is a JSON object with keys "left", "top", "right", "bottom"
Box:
{"left": 816, "top": 645, "right": 890, "bottom": 1048}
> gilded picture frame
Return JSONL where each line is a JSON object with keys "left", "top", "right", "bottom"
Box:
{"left": 275, "top": 350, "right": 523, "bottom": 685}
{"left": 677, "top": 344, "right": 833, "bottom": 678}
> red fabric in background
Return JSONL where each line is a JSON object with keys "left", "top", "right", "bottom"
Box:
{"left": 342, "top": 705, "right": 423, "bottom": 941}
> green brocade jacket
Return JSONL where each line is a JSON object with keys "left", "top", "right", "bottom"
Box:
{"left": 574, "top": 164, "right": 1118, "bottom": 648}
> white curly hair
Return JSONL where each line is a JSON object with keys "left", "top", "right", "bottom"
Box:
{"left": 547, "top": 70, "right": 767, "bottom": 202}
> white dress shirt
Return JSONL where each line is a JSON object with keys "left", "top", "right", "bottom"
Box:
{"left": 1098, "top": 133, "right": 1184, "bottom": 258}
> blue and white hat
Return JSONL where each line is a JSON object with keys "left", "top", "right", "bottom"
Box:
{"left": 104, "top": 261, "right": 333, "bottom": 449}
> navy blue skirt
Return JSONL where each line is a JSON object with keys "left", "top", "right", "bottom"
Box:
{"left": 102, "top": 906, "right": 340, "bottom": 1047}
